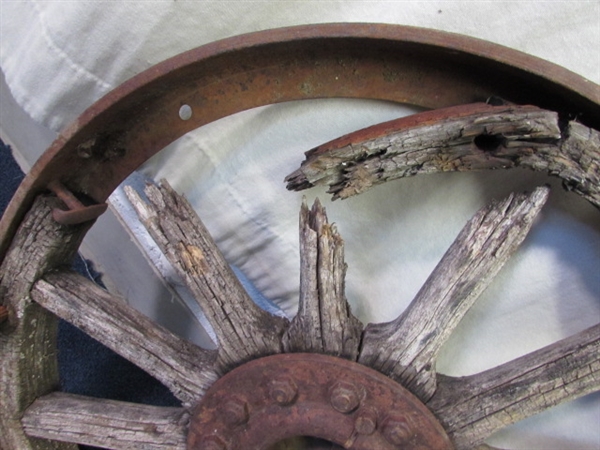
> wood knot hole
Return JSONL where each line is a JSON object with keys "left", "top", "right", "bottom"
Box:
{"left": 474, "top": 134, "right": 504, "bottom": 152}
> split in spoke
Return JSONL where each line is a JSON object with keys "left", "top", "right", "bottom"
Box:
{"left": 31, "top": 271, "right": 218, "bottom": 406}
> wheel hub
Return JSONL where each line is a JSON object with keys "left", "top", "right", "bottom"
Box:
{"left": 187, "top": 353, "right": 453, "bottom": 450}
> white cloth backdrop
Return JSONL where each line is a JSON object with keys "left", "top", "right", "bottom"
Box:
{"left": 1, "top": 1, "right": 599, "bottom": 448}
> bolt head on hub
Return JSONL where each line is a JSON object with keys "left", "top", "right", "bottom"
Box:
{"left": 354, "top": 406, "right": 378, "bottom": 435}
{"left": 382, "top": 414, "right": 414, "bottom": 445}
{"left": 222, "top": 395, "right": 249, "bottom": 426}
{"left": 329, "top": 380, "right": 361, "bottom": 414}
{"left": 269, "top": 377, "right": 298, "bottom": 406}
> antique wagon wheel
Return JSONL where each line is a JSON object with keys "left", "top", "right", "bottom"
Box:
{"left": 0, "top": 24, "right": 598, "bottom": 450}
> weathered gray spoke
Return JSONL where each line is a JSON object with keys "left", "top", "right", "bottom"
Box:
{"left": 428, "top": 324, "right": 600, "bottom": 450}
{"left": 0, "top": 195, "right": 87, "bottom": 450}
{"left": 125, "top": 181, "right": 288, "bottom": 371}
{"left": 31, "top": 271, "right": 218, "bottom": 406}
{"left": 282, "top": 198, "right": 363, "bottom": 360}
{"left": 359, "top": 186, "right": 549, "bottom": 401}
{"left": 22, "top": 392, "right": 187, "bottom": 450}
{"left": 286, "top": 104, "right": 600, "bottom": 208}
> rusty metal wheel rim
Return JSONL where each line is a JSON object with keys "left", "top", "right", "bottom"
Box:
{"left": 1, "top": 23, "right": 598, "bottom": 261}
{"left": 0, "top": 23, "right": 598, "bottom": 450}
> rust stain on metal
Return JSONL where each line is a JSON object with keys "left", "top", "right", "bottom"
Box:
{"left": 1, "top": 23, "right": 598, "bottom": 263}
{"left": 0, "top": 23, "right": 596, "bottom": 450}
{"left": 187, "top": 353, "right": 454, "bottom": 449}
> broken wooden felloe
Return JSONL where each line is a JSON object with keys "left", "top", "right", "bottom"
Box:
{"left": 286, "top": 103, "right": 600, "bottom": 207}
{"left": 1, "top": 23, "right": 599, "bottom": 450}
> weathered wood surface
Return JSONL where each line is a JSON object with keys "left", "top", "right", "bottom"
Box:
{"left": 125, "top": 181, "right": 289, "bottom": 371}
{"left": 22, "top": 392, "right": 188, "bottom": 450}
{"left": 283, "top": 103, "right": 599, "bottom": 448}
{"left": 125, "top": 182, "right": 599, "bottom": 449}
{"left": 286, "top": 104, "right": 600, "bottom": 208}
{"left": 0, "top": 196, "right": 82, "bottom": 450}
{"left": 428, "top": 324, "right": 600, "bottom": 449}
{"left": 359, "top": 186, "right": 549, "bottom": 401}
{"left": 31, "top": 271, "right": 218, "bottom": 406}
{"left": 533, "top": 120, "right": 600, "bottom": 206}
{"left": 1, "top": 122, "right": 597, "bottom": 449}
{"left": 282, "top": 198, "right": 363, "bottom": 360}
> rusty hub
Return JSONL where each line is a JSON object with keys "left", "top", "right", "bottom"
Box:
{"left": 187, "top": 353, "right": 453, "bottom": 450}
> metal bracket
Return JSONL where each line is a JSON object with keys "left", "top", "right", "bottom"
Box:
{"left": 47, "top": 180, "right": 108, "bottom": 225}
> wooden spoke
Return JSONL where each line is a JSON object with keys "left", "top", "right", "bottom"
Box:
{"left": 428, "top": 324, "right": 600, "bottom": 449}
{"left": 22, "top": 392, "right": 187, "bottom": 449}
{"left": 282, "top": 198, "right": 363, "bottom": 360}
{"left": 286, "top": 104, "right": 600, "bottom": 208}
{"left": 0, "top": 195, "right": 88, "bottom": 450}
{"left": 125, "top": 181, "right": 288, "bottom": 371}
{"left": 359, "top": 186, "right": 549, "bottom": 401}
{"left": 31, "top": 271, "right": 218, "bottom": 406}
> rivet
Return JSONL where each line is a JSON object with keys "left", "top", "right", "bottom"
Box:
{"left": 382, "top": 414, "right": 413, "bottom": 445}
{"left": 354, "top": 406, "right": 378, "bottom": 435}
{"left": 179, "top": 104, "right": 193, "bottom": 120}
{"left": 269, "top": 377, "right": 298, "bottom": 406}
{"left": 329, "top": 381, "right": 361, "bottom": 414}
{"left": 222, "top": 395, "right": 249, "bottom": 426}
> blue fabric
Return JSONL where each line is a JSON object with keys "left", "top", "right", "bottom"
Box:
{"left": 0, "top": 139, "right": 295, "bottom": 449}
{"left": 231, "top": 265, "right": 287, "bottom": 319}
{"left": 0, "top": 139, "right": 24, "bottom": 214}
{"left": 0, "top": 140, "right": 178, "bottom": 450}
{"left": 122, "top": 170, "right": 287, "bottom": 323}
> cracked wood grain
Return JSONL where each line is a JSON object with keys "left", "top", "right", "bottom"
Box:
{"left": 286, "top": 103, "right": 600, "bottom": 208}
{"left": 428, "top": 324, "right": 600, "bottom": 449}
{"left": 125, "top": 180, "right": 288, "bottom": 372}
{"left": 0, "top": 195, "right": 83, "bottom": 450}
{"left": 31, "top": 271, "right": 218, "bottom": 406}
{"left": 282, "top": 198, "right": 363, "bottom": 360}
{"left": 22, "top": 392, "right": 188, "bottom": 450}
{"left": 358, "top": 186, "right": 550, "bottom": 402}
{"left": 528, "top": 120, "right": 600, "bottom": 206}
